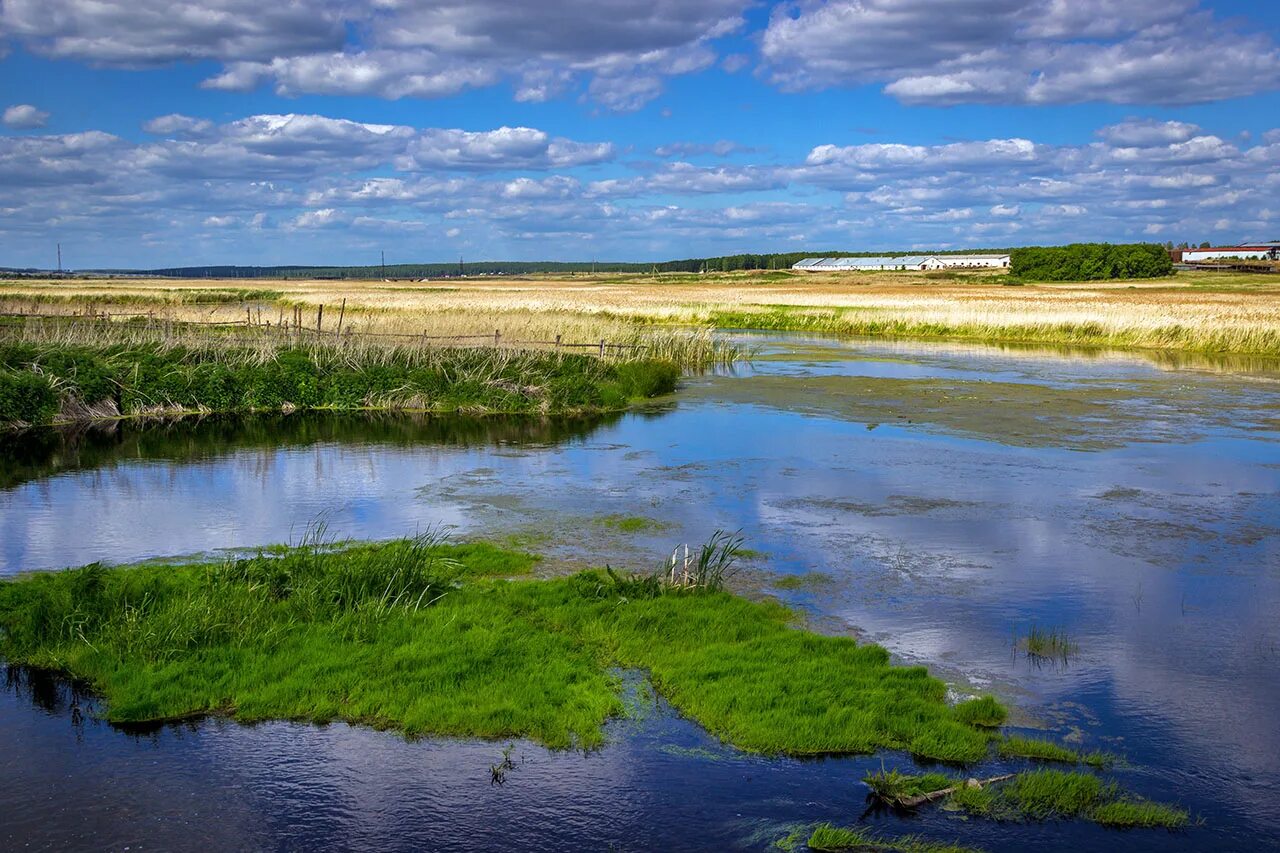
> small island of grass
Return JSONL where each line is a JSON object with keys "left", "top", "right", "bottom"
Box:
{"left": 0, "top": 533, "right": 1003, "bottom": 762}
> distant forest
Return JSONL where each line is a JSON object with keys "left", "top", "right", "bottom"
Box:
{"left": 78, "top": 248, "right": 1016, "bottom": 279}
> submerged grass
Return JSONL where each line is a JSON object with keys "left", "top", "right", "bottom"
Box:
{"left": 0, "top": 536, "right": 1005, "bottom": 761}
{"left": 806, "top": 824, "right": 979, "bottom": 853}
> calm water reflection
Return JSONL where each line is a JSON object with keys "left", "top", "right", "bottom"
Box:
{"left": 2, "top": 335, "right": 1278, "bottom": 851}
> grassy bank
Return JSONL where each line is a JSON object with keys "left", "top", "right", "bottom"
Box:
{"left": 0, "top": 536, "right": 1004, "bottom": 761}
{"left": 705, "top": 308, "right": 1280, "bottom": 357}
{"left": 0, "top": 337, "right": 680, "bottom": 427}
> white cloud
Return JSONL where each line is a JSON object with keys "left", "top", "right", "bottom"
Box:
{"left": 397, "top": 127, "right": 614, "bottom": 172}
{"left": 2, "top": 103, "right": 50, "bottom": 128}
{"left": 3, "top": 110, "right": 1279, "bottom": 266}
{"left": 2, "top": 0, "right": 749, "bottom": 111}
{"left": 761, "top": 0, "right": 1280, "bottom": 105}
{"left": 1097, "top": 120, "right": 1201, "bottom": 147}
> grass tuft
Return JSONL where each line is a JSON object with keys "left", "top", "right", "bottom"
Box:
{"left": 863, "top": 767, "right": 955, "bottom": 804}
{"left": 1018, "top": 625, "right": 1078, "bottom": 662}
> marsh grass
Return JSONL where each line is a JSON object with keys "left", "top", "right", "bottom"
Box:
{"left": 0, "top": 535, "right": 1006, "bottom": 761}
{"left": 0, "top": 333, "right": 682, "bottom": 426}
{"left": 1018, "top": 626, "right": 1078, "bottom": 663}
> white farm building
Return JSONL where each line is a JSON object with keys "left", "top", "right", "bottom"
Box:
{"left": 792, "top": 254, "right": 1010, "bottom": 272}
{"left": 1182, "top": 245, "right": 1277, "bottom": 262}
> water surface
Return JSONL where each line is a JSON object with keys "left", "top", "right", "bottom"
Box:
{"left": 2, "top": 335, "right": 1278, "bottom": 851}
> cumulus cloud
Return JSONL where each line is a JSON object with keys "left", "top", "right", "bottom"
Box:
{"left": 2, "top": 108, "right": 1279, "bottom": 266}
{"left": 2, "top": 103, "right": 50, "bottom": 128}
{"left": 760, "top": 0, "right": 1280, "bottom": 105}
{"left": 1, "top": 0, "right": 748, "bottom": 110}
{"left": 397, "top": 127, "right": 614, "bottom": 172}
{"left": 654, "top": 140, "right": 749, "bottom": 158}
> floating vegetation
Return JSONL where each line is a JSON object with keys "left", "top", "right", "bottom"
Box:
{"left": 772, "top": 572, "right": 836, "bottom": 591}
{"left": 594, "top": 515, "right": 670, "bottom": 534}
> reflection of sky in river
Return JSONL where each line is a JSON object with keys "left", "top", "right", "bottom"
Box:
{"left": 2, "top": 335, "right": 1279, "bottom": 849}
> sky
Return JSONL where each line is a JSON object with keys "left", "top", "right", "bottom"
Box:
{"left": 1, "top": 0, "right": 1279, "bottom": 268}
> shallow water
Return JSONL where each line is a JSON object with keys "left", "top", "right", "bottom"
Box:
{"left": 2, "top": 334, "right": 1279, "bottom": 851}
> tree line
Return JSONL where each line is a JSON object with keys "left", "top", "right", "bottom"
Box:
{"left": 1009, "top": 244, "right": 1173, "bottom": 281}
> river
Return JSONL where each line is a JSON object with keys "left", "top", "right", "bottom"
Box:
{"left": 2, "top": 334, "right": 1278, "bottom": 851}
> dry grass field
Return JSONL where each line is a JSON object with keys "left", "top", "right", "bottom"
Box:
{"left": 3, "top": 268, "right": 1280, "bottom": 356}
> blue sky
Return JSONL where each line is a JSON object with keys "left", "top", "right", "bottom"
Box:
{"left": 1, "top": 0, "right": 1278, "bottom": 268}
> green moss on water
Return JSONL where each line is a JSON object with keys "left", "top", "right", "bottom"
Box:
{"left": 594, "top": 515, "right": 670, "bottom": 534}
{"left": 0, "top": 538, "right": 1005, "bottom": 761}
{"left": 772, "top": 572, "right": 836, "bottom": 591}
{"left": 0, "top": 341, "right": 681, "bottom": 426}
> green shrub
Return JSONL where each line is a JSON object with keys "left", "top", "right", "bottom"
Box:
{"left": 0, "top": 369, "right": 59, "bottom": 424}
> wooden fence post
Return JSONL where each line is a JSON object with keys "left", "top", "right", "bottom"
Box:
{"left": 335, "top": 299, "right": 346, "bottom": 339}
{"left": 317, "top": 304, "right": 323, "bottom": 337}
{"left": 599, "top": 339, "right": 606, "bottom": 357}
{"left": 554, "top": 334, "right": 561, "bottom": 349}
{"left": 494, "top": 329, "right": 501, "bottom": 347}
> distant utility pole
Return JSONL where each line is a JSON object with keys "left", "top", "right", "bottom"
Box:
{"left": 56, "top": 242, "right": 62, "bottom": 273}
{"left": 381, "top": 250, "right": 386, "bottom": 279}
{"left": 459, "top": 255, "right": 464, "bottom": 277}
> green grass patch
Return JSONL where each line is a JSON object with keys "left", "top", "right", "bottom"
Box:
{"left": 1091, "top": 799, "right": 1191, "bottom": 829}
{"left": 998, "top": 736, "right": 1113, "bottom": 767}
{"left": 0, "top": 340, "right": 681, "bottom": 426}
{"left": 951, "top": 695, "right": 1007, "bottom": 728}
{"left": 0, "top": 537, "right": 1005, "bottom": 761}
{"left": 594, "top": 515, "right": 670, "bottom": 534}
{"left": 806, "top": 824, "right": 979, "bottom": 852}
{"left": 946, "top": 770, "right": 1189, "bottom": 829}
